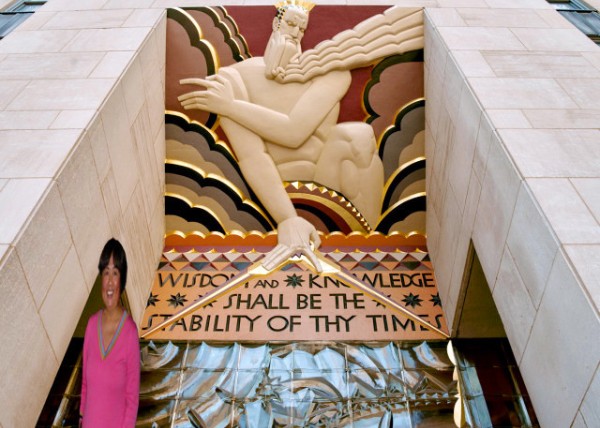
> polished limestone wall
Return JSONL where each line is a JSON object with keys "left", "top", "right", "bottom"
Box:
{"left": 0, "top": 0, "right": 599, "bottom": 426}
{"left": 0, "top": 2, "right": 165, "bottom": 426}
{"left": 424, "top": 1, "right": 600, "bottom": 427}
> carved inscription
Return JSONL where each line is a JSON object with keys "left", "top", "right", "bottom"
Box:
{"left": 141, "top": 252, "right": 446, "bottom": 341}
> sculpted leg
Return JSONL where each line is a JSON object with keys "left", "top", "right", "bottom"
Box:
{"left": 314, "top": 123, "right": 383, "bottom": 227}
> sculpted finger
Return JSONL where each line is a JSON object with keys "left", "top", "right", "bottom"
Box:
{"left": 180, "top": 78, "right": 210, "bottom": 86}
{"left": 263, "top": 253, "right": 288, "bottom": 270}
{"left": 310, "top": 229, "right": 321, "bottom": 249}
{"left": 303, "top": 247, "right": 322, "bottom": 273}
{"left": 182, "top": 103, "right": 203, "bottom": 111}
{"left": 262, "top": 245, "right": 290, "bottom": 270}
{"left": 179, "top": 97, "right": 201, "bottom": 106}
{"left": 211, "top": 74, "right": 229, "bottom": 85}
{"left": 177, "top": 92, "right": 194, "bottom": 102}
{"left": 178, "top": 90, "right": 208, "bottom": 102}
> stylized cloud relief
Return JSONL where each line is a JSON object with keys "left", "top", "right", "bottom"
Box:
{"left": 166, "top": 7, "right": 250, "bottom": 129}
{"left": 377, "top": 100, "right": 425, "bottom": 182}
{"left": 166, "top": 8, "right": 217, "bottom": 128}
{"left": 376, "top": 194, "right": 426, "bottom": 235}
{"left": 373, "top": 100, "right": 425, "bottom": 235}
{"left": 165, "top": 163, "right": 273, "bottom": 234}
{"left": 381, "top": 158, "right": 426, "bottom": 212}
{"left": 184, "top": 7, "right": 251, "bottom": 63}
{"left": 166, "top": 114, "right": 250, "bottom": 196}
{"left": 364, "top": 51, "right": 424, "bottom": 141}
{"left": 363, "top": 53, "right": 426, "bottom": 235}
{"left": 166, "top": 113, "right": 278, "bottom": 234}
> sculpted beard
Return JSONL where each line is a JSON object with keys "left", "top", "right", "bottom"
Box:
{"left": 264, "top": 31, "right": 301, "bottom": 80}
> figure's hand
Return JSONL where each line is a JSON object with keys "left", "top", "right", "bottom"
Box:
{"left": 262, "top": 216, "right": 322, "bottom": 272}
{"left": 178, "top": 75, "right": 235, "bottom": 116}
{"left": 271, "top": 66, "right": 287, "bottom": 82}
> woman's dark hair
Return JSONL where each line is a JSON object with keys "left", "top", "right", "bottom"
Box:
{"left": 98, "top": 238, "right": 128, "bottom": 293}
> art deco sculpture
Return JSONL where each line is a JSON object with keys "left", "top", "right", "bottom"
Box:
{"left": 179, "top": 1, "right": 424, "bottom": 272}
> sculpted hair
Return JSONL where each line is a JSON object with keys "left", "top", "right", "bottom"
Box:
{"left": 98, "top": 238, "right": 128, "bottom": 293}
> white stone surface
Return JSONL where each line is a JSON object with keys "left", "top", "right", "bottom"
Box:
{"left": 15, "top": 183, "right": 72, "bottom": 308}
{"left": 446, "top": 84, "right": 480, "bottom": 208}
{"left": 0, "top": 249, "right": 59, "bottom": 428}
{"left": 0, "top": 110, "right": 59, "bottom": 129}
{"left": 472, "top": 137, "right": 521, "bottom": 286}
{"left": 512, "top": 28, "right": 599, "bottom": 52}
{"left": 40, "top": 0, "right": 110, "bottom": 12}
{"left": 51, "top": 109, "right": 97, "bottom": 129}
{"left": 470, "top": 77, "right": 578, "bottom": 109}
{"left": 57, "top": 132, "right": 112, "bottom": 286}
{"left": 121, "top": 57, "right": 146, "bottom": 122}
{"left": 565, "top": 245, "right": 600, "bottom": 313}
{"left": 535, "top": 8, "right": 574, "bottom": 29}
{"left": 104, "top": 0, "right": 155, "bottom": 8}
{"left": 520, "top": 253, "right": 600, "bottom": 428}
{"left": 0, "top": 52, "right": 104, "bottom": 79}
{"left": 12, "top": 11, "right": 56, "bottom": 31}
{"left": 42, "top": 9, "right": 133, "bottom": 29}
{"left": 0, "top": 29, "right": 79, "bottom": 53}
{"left": 0, "top": 178, "right": 51, "bottom": 244}
{"left": 450, "top": 51, "right": 494, "bottom": 77}
{"left": 487, "top": 109, "right": 531, "bottom": 129}
{"left": 39, "top": 246, "right": 87, "bottom": 359}
{"left": 437, "top": 27, "right": 525, "bottom": 50}
{"left": 100, "top": 83, "right": 140, "bottom": 211}
{"left": 446, "top": 170, "right": 482, "bottom": 332}
{"left": 423, "top": 3, "right": 598, "bottom": 419}
{"left": 63, "top": 27, "right": 153, "bottom": 52}
{"left": 482, "top": 51, "right": 600, "bottom": 79}
{"left": 481, "top": 0, "right": 551, "bottom": 8}
{"left": 425, "top": 7, "right": 465, "bottom": 26}
{"left": 572, "top": 178, "right": 600, "bottom": 224}
{"left": 502, "top": 129, "right": 600, "bottom": 178}
{"left": 0, "top": 15, "right": 166, "bottom": 427}
{"left": 0, "top": 79, "right": 28, "bottom": 109}
{"left": 471, "top": 112, "right": 494, "bottom": 183}
{"left": 0, "top": 129, "right": 80, "bottom": 178}
{"left": 506, "top": 183, "right": 558, "bottom": 307}
{"left": 8, "top": 78, "right": 114, "bottom": 111}
{"left": 433, "top": 178, "right": 462, "bottom": 306}
{"left": 523, "top": 109, "right": 600, "bottom": 129}
{"left": 580, "top": 366, "right": 600, "bottom": 428}
{"left": 90, "top": 51, "right": 137, "bottom": 78}
{"left": 572, "top": 412, "right": 588, "bottom": 428}
{"left": 559, "top": 77, "right": 600, "bottom": 109}
{"left": 123, "top": 7, "right": 164, "bottom": 26}
{"left": 457, "top": 7, "right": 548, "bottom": 27}
{"left": 528, "top": 178, "right": 600, "bottom": 244}
{"left": 493, "top": 246, "right": 536, "bottom": 361}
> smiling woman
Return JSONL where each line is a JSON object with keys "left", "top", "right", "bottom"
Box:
{"left": 80, "top": 238, "right": 140, "bottom": 427}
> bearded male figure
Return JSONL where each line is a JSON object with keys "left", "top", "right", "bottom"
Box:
{"left": 179, "top": 2, "right": 385, "bottom": 271}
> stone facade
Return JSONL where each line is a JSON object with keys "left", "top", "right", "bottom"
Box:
{"left": 424, "top": 2, "right": 600, "bottom": 427}
{"left": 0, "top": 0, "right": 598, "bottom": 426}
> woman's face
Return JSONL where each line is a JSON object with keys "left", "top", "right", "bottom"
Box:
{"left": 102, "top": 254, "right": 121, "bottom": 311}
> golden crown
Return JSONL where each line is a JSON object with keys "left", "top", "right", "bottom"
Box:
{"left": 275, "top": 0, "right": 315, "bottom": 14}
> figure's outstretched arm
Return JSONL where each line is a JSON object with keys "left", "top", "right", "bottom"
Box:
{"left": 179, "top": 69, "right": 323, "bottom": 271}
{"left": 178, "top": 70, "right": 350, "bottom": 149}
